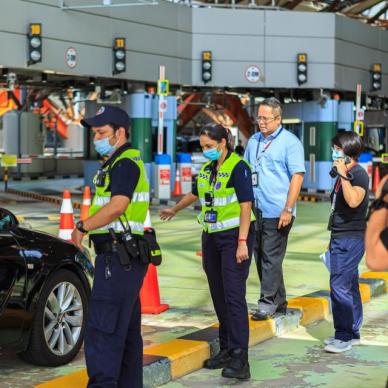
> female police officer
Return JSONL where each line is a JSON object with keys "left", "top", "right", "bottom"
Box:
{"left": 160, "top": 124, "right": 255, "bottom": 380}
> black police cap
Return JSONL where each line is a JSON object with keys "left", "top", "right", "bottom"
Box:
{"left": 81, "top": 106, "right": 130, "bottom": 130}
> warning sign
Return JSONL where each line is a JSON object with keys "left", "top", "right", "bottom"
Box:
{"left": 181, "top": 167, "right": 192, "bottom": 182}
{"left": 159, "top": 169, "right": 170, "bottom": 185}
{"left": 1, "top": 154, "right": 17, "bottom": 167}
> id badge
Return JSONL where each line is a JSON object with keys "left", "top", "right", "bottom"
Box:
{"left": 204, "top": 210, "right": 218, "bottom": 223}
{"left": 252, "top": 172, "right": 258, "bottom": 187}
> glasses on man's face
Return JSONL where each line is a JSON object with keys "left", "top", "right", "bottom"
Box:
{"left": 256, "top": 116, "right": 278, "bottom": 124}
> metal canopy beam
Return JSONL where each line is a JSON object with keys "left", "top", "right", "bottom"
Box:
{"left": 368, "top": 1, "right": 388, "bottom": 22}
{"left": 60, "top": 1, "right": 158, "bottom": 10}
{"left": 343, "top": 0, "right": 384, "bottom": 14}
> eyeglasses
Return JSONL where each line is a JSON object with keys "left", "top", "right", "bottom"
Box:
{"left": 256, "top": 116, "right": 278, "bottom": 124}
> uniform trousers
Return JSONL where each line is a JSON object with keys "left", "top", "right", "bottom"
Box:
{"left": 329, "top": 237, "right": 364, "bottom": 342}
{"left": 85, "top": 251, "right": 148, "bottom": 388}
{"left": 254, "top": 208, "right": 294, "bottom": 314}
{"left": 202, "top": 227, "right": 253, "bottom": 350}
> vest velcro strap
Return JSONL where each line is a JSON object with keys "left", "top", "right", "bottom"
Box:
{"left": 199, "top": 193, "right": 238, "bottom": 207}
{"left": 94, "top": 196, "right": 110, "bottom": 206}
{"left": 132, "top": 192, "right": 150, "bottom": 202}
{"left": 206, "top": 216, "right": 240, "bottom": 232}
{"left": 96, "top": 220, "right": 144, "bottom": 233}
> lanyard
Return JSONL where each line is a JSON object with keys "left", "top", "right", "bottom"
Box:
{"left": 255, "top": 128, "right": 284, "bottom": 161}
{"left": 331, "top": 178, "right": 342, "bottom": 213}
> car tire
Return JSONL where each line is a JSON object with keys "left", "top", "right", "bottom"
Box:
{"left": 20, "top": 269, "right": 88, "bottom": 366}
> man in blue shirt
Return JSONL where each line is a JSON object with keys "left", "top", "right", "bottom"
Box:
{"left": 244, "top": 98, "right": 305, "bottom": 320}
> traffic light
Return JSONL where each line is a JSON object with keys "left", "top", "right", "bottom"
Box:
{"left": 371, "top": 63, "right": 382, "bottom": 92}
{"left": 201, "top": 51, "right": 212, "bottom": 84}
{"left": 297, "top": 53, "right": 308, "bottom": 85}
{"left": 27, "top": 23, "right": 42, "bottom": 66}
{"left": 113, "top": 38, "right": 126, "bottom": 75}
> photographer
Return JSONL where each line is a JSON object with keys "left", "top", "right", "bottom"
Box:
{"left": 324, "top": 132, "right": 369, "bottom": 354}
{"left": 366, "top": 175, "right": 388, "bottom": 270}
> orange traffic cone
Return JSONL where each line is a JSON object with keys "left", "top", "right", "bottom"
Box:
{"left": 373, "top": 166, "right": 381, "bottom": 193}
{"left": 172, "top": 168, "right": 182, "bottom": 196}
{"left": 80, "top": 186, "right": 91, "bottom": 221}
{"left": 140, "top": 209, "right": 169, "bottom": 314}
{"left": 58, "top": 190, "right": 75, "bottom": 241}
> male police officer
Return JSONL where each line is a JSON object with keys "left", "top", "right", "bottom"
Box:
{"left": 71, "top": 106, "right": 150, "bottom": 387}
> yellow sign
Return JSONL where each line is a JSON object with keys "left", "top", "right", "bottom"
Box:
{"left": 1, "top": 154, "right": 17, "bottom": 167}
{"left": 381, "top": 153, "right": 388, "bottom": 164}
{"left": 353, "top": 120, "right": 364, "bottom": 136}
{"left": 373, "top": 63, "right": 381, "bottom": 72}
{"left": 157, "top": 80, "right": 169, "bottom": 96}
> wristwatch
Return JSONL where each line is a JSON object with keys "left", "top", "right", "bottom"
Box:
{"left": 284, "top": 207, "right": 293, "bottom": 214}
{"left": 76, "top": 220, "right": 88, "bottom": 234}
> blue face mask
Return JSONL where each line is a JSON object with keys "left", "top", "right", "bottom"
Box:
{"left": 332, "top": 149, "right": 345, "bottom": 161}
{"left": 94, "top": 136, "right": 116, "bottom": 156}
{"left": 203, "top": 147, "right": 222, "bottom": 161}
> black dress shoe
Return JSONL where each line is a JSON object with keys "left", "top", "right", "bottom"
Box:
{"left": 222, "top": 348, "right": 250, "bottom": 380}
{"left": 251, "top": 310, "right": 274, "bottom": 321}
{"left": 203, "top": 349, "right": 231, "bottom": 369}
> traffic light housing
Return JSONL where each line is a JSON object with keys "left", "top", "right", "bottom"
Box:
{"left": 371, "top": 63, "right": 382, "bottom": 92}
{"left": 27, "top": 23, "right": 42, "bottom": 66}
{"left": 201, "top": 51, "right": 212, "bottom": 84}
{"left": 297, "top": 53, "right": 307, "bottom": 85}
{"left": 113, "top": 38, "right": 126, "bottom": 75}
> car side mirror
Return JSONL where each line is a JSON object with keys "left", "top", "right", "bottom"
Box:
{"left": 0, "top": 207, "right": 19, "bottom": 231}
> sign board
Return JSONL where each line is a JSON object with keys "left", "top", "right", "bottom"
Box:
{"left": 245, "top": 65, "right": 261, "bottom": 83}
{"left": 356, "top": 109, "right": 364, "bottom": 121}
{"left": 1, "top": 154, "right": 17, "bottom": 167}
{"left": 17, "top": 158, "right": 33, "bottom": 164}
{"left": 65, "top": 47, "right": 77, "bottom": 68}
{"left": 353, "top": 120, "right": 364, "bottom": 136}
{"left": 159, "top": 168, "right": 170, "bottom": 185}
{"left": 157, "top": 80, "right": 169, "bottom": 96}
{"left": 159, "top": 99, "right": 168, "bottom": 113}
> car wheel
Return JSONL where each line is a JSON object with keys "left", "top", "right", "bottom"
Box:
{"left": 20, "top": 269, "right": 88, "bottom": 366}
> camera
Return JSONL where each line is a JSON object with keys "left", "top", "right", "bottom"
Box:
{"left": 95, "top": 170, "right": 107, "bottom": 187}
{"left": 204, "top": 192, "right": 214, "bottom": 207}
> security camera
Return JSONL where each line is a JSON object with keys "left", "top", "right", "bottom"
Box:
{"left": 6, "top": 72, "right": 17, "bottom": 90}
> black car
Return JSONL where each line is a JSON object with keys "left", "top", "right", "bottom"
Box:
{"left": 0, "top": 207, "right": 94, "bottom": 366}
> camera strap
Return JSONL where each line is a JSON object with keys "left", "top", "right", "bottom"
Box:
{"left": 331, "top": 178, "right": 342, "bottom": 213}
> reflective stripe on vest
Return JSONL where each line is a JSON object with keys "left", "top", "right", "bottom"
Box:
{"left": 199, "top": 193, "right": 238, "bottom": 207}
{"left": 94, "top": 191, "right": 149, "bottom": 206}
{"left": 95, "top": 220, "right": 144, "bottom": 233}
{"left": 206, "top": 216, "right": 240, "bottom": 232}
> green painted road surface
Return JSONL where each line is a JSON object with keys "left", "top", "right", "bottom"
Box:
{"left": 1, "top": 189, "right": 387, "bottom": 387}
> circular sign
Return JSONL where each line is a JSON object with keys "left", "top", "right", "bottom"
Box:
{"left": 65, "top": 47, "right": 77, "bottom": 69}
{"left": 159, "top": 100, "right": 168, "bottom": 113}
{"left": 245, "top": 65, "right": 261, "bottom": 83}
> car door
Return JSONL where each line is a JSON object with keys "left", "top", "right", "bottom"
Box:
{"left": 0, "top": 224, "right": 27, "bottom": 346}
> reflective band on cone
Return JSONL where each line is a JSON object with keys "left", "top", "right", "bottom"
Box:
{"left": 81, "top": 186, "right": 91, "bottom": 221}
{"left": 58, "top": 190, "right": 75, "bottom": 241}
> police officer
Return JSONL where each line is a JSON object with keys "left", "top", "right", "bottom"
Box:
{"left": 71, "top": 106, "right": 150, "bottom": 387}
{"left": 160, "top": 124, "right": 255, "bottom": 380}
